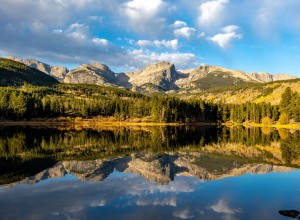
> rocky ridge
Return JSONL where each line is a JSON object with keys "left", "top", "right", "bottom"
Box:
{"left": 63, "top": 63, "right": 120, "bottom": 87}
{"left": 251, "top": 72, "right": 296, "bottom": 82}
{"left": 6, "top": 56, "right": 298, "bottom": 93}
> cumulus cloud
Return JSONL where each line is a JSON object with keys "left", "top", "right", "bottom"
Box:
{"left": 92, "top": 38, "right": 109, "bottom": 46}
{"left": 122, "top": 0, "right": 167, "bottom": 34}
{"left": 172, "top": 20, "right": 187, "bottom": 28}
{"left": 136, "top": 197, "right": 177, "bottom": 207}
{"left": 173, "top": 209, "right": 195, "bottom": 219}
{"left": 88, "top": 15, "right": 104, "bottom": 22}
{"left": 210, "top": 199, "right": 241, "bottom": 214}
{"left": 174, "top": 27, "right": 196, "bottom": 40}
{"left": 0, "top": 0, "right": 203, "bottom": 71}
{"left": 136, "top": 39, "right": 179, "bottom": 50}
{"left": 222, "top": 25, "right": 239, "bottom": 33}
{"left": 197, "top": 32, "right": 206, "bottom": 38}
{"left": 198, "top": 0, "right": 229, "bottom": 27}
{"left": 66, "top": 23, "right": 89, "bottom": 40}
{"left": 90, "top": 199, "right": 106, "bottom": 207}
{"left": 210, "top": 199, "right": 241, "bottom": 220}
{"left": 127, "top": 49, "right": 201, "bottom": 70}
{"left": 208, "top": 25, "right": 242, "bottom": 48}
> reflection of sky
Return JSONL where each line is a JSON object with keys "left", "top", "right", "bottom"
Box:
{"left": 1, "top": 170, "right": 300, "bottom": 220}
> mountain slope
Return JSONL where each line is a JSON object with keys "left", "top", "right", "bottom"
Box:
{"left": 0, "top": 58, "right": 59, "bottom": 86}
{"left": 174, "top": 65, "right": 260, "bottom": 93}
{"left": 184, "top": 78, "right": 300, "bottom": 105}
{"left": 63, "top": 63, "right": 121, "bottom": 87}
{"left": 7, "top": 56, "right": 68, "bottom": 81}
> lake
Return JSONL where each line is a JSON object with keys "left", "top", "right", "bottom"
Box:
{"left": 0, "top": 125, "right": 300, "bottom": 220}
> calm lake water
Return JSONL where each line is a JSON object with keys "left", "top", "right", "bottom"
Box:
{"left": 0, "top": 125, "right": 300, "bottom": 220}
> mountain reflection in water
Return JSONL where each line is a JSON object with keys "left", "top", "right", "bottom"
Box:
{"left": 0, "top": 125, "right": 300, "bottom": 220}
{"left": 4, "top": 151, "right": 296, "bottom": 188}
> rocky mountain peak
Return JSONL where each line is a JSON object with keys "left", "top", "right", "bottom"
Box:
{"left": 79, "top": 63, "right": 111, "bottom": 72}
{"left": 63, "top": 62, "right": 119, "bottom": 87}
{"left": 123, "top": 61, "right": 179, "bottom": 92}
{"left": 144, "top": 61, "right": 172, "bottom": 70}
{"left": 251, "top": 72, "right": 297, "bottom": 82}
{"left": 251, "top": 72, "right": 274, "bottom": 82}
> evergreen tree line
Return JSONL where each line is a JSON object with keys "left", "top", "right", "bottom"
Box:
{"left": 279, "top": 87, "right": 300, "bottom": 123}
{"left": 0, "top": 85, "right": 218, "bottom": 122}
{"left": 217, "top": 87, "right": 300, "bottom": 124}
{"left": 218, "top": 102, "right": 279, "bottom": 123}
{"left": 0, "top": 85, "right": 299, "bottom": 124}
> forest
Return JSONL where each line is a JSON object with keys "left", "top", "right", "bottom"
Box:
{"left": 0, "top": 83, "right": 299, "bottom": 124}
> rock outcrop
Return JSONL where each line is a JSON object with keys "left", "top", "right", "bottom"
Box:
{"left": 63, "top": 63, "right": 120, "bottom": 87}
{"left": 175, "top": 65, "right": 260, "bottom": 92}
{"left": 120, "top": 61, "right": 179, "bottom": 92}
{"left": 251, "top": 72, "right": 297, "bottom": 82}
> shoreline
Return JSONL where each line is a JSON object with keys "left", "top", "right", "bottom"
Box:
{"left": 0, "top": 119, "right": 218, "bottom": 127}
{"left": 223, "top": 121, "right": 300, "bottom": 130}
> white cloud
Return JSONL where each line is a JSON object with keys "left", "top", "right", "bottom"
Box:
{"left": 124, "top": 0, "right": 164, "bottom": 17}
{"left": 210, "top": 199, "right": 241, "bottom": 214}
{"left": 172, "top": 20, "right": 187, "bottom": 28}
{"left": 222, "top": 25, "right": 239, "bottom": 33}
{"left": 197, "top": 32, "right": 206, "bottom": 38}
{"left": 198, "top": 0, "right": 229, "bottom": 27}
{"left": 136, "top": 40, "right": 153, "bottom": 48}
{"left": 0, "top": 0, "right": 205, "bottom": 71}
{"left": 136, "top": 39, "right": 179, "bottom": 50}
{"left": 90, "top": 200, "right": 106, "bottom": 207}
{"left": 209, "top": 199, "right": 242, "bottom": 220}
{"left": 53, "top": 29, "right": 63, "bottom": 34}
{"left": 173, "top": 209, "right": 195, "bottom": 219}
{"left": 123, "top": 0, "right": 167, "bottom": 34}
{"left": 92, "top": 38, "right": 109, "bottom": 46}
{"left": 127, "top": 49, "right": 201, "bottom": 69}
{"left": 136, "top": 197, "right": 177, "bottom": 207}
{"left": 208, "top": 25, "right": 242, "bottom": 48}
{"left": 174, "top": 27, "right": 196, "bottom": 40}
{"left": 88, "top": 16, "right": 103, "bottom": 22}
{"left": 66, "top": 23, "right": 89, "bottom": 40}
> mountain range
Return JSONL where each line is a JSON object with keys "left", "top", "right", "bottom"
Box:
{"left": 6, "top": 56, "right": 297, "bottom": 94}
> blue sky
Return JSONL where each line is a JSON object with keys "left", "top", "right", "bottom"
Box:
{"left": 1, "top": 0, "right": 300, "bottom": 76}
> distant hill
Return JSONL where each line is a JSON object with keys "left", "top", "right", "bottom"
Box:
{"left": 182, "top": 78, "right": 300, "bottom": 105}
{"left": 7, "top": 56, "right": 68, "bottom": 81}
{"left": 0, "top": 58, "right": 59, "bottom": 86}
{"left": 251, "top": 72, "right": 297, "bottom": 82}
{"left": 174, "top": 65, "right": 260, "bottom": 94}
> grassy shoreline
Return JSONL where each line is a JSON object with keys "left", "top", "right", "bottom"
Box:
{"left": 1, "top": 118, "right": 299, "bottom": 129}
{"left": 223, "top": 121, "right": 300, "bottom": 129}
{"left": 0, "top": 117, "right": 217, "bottom": 127}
